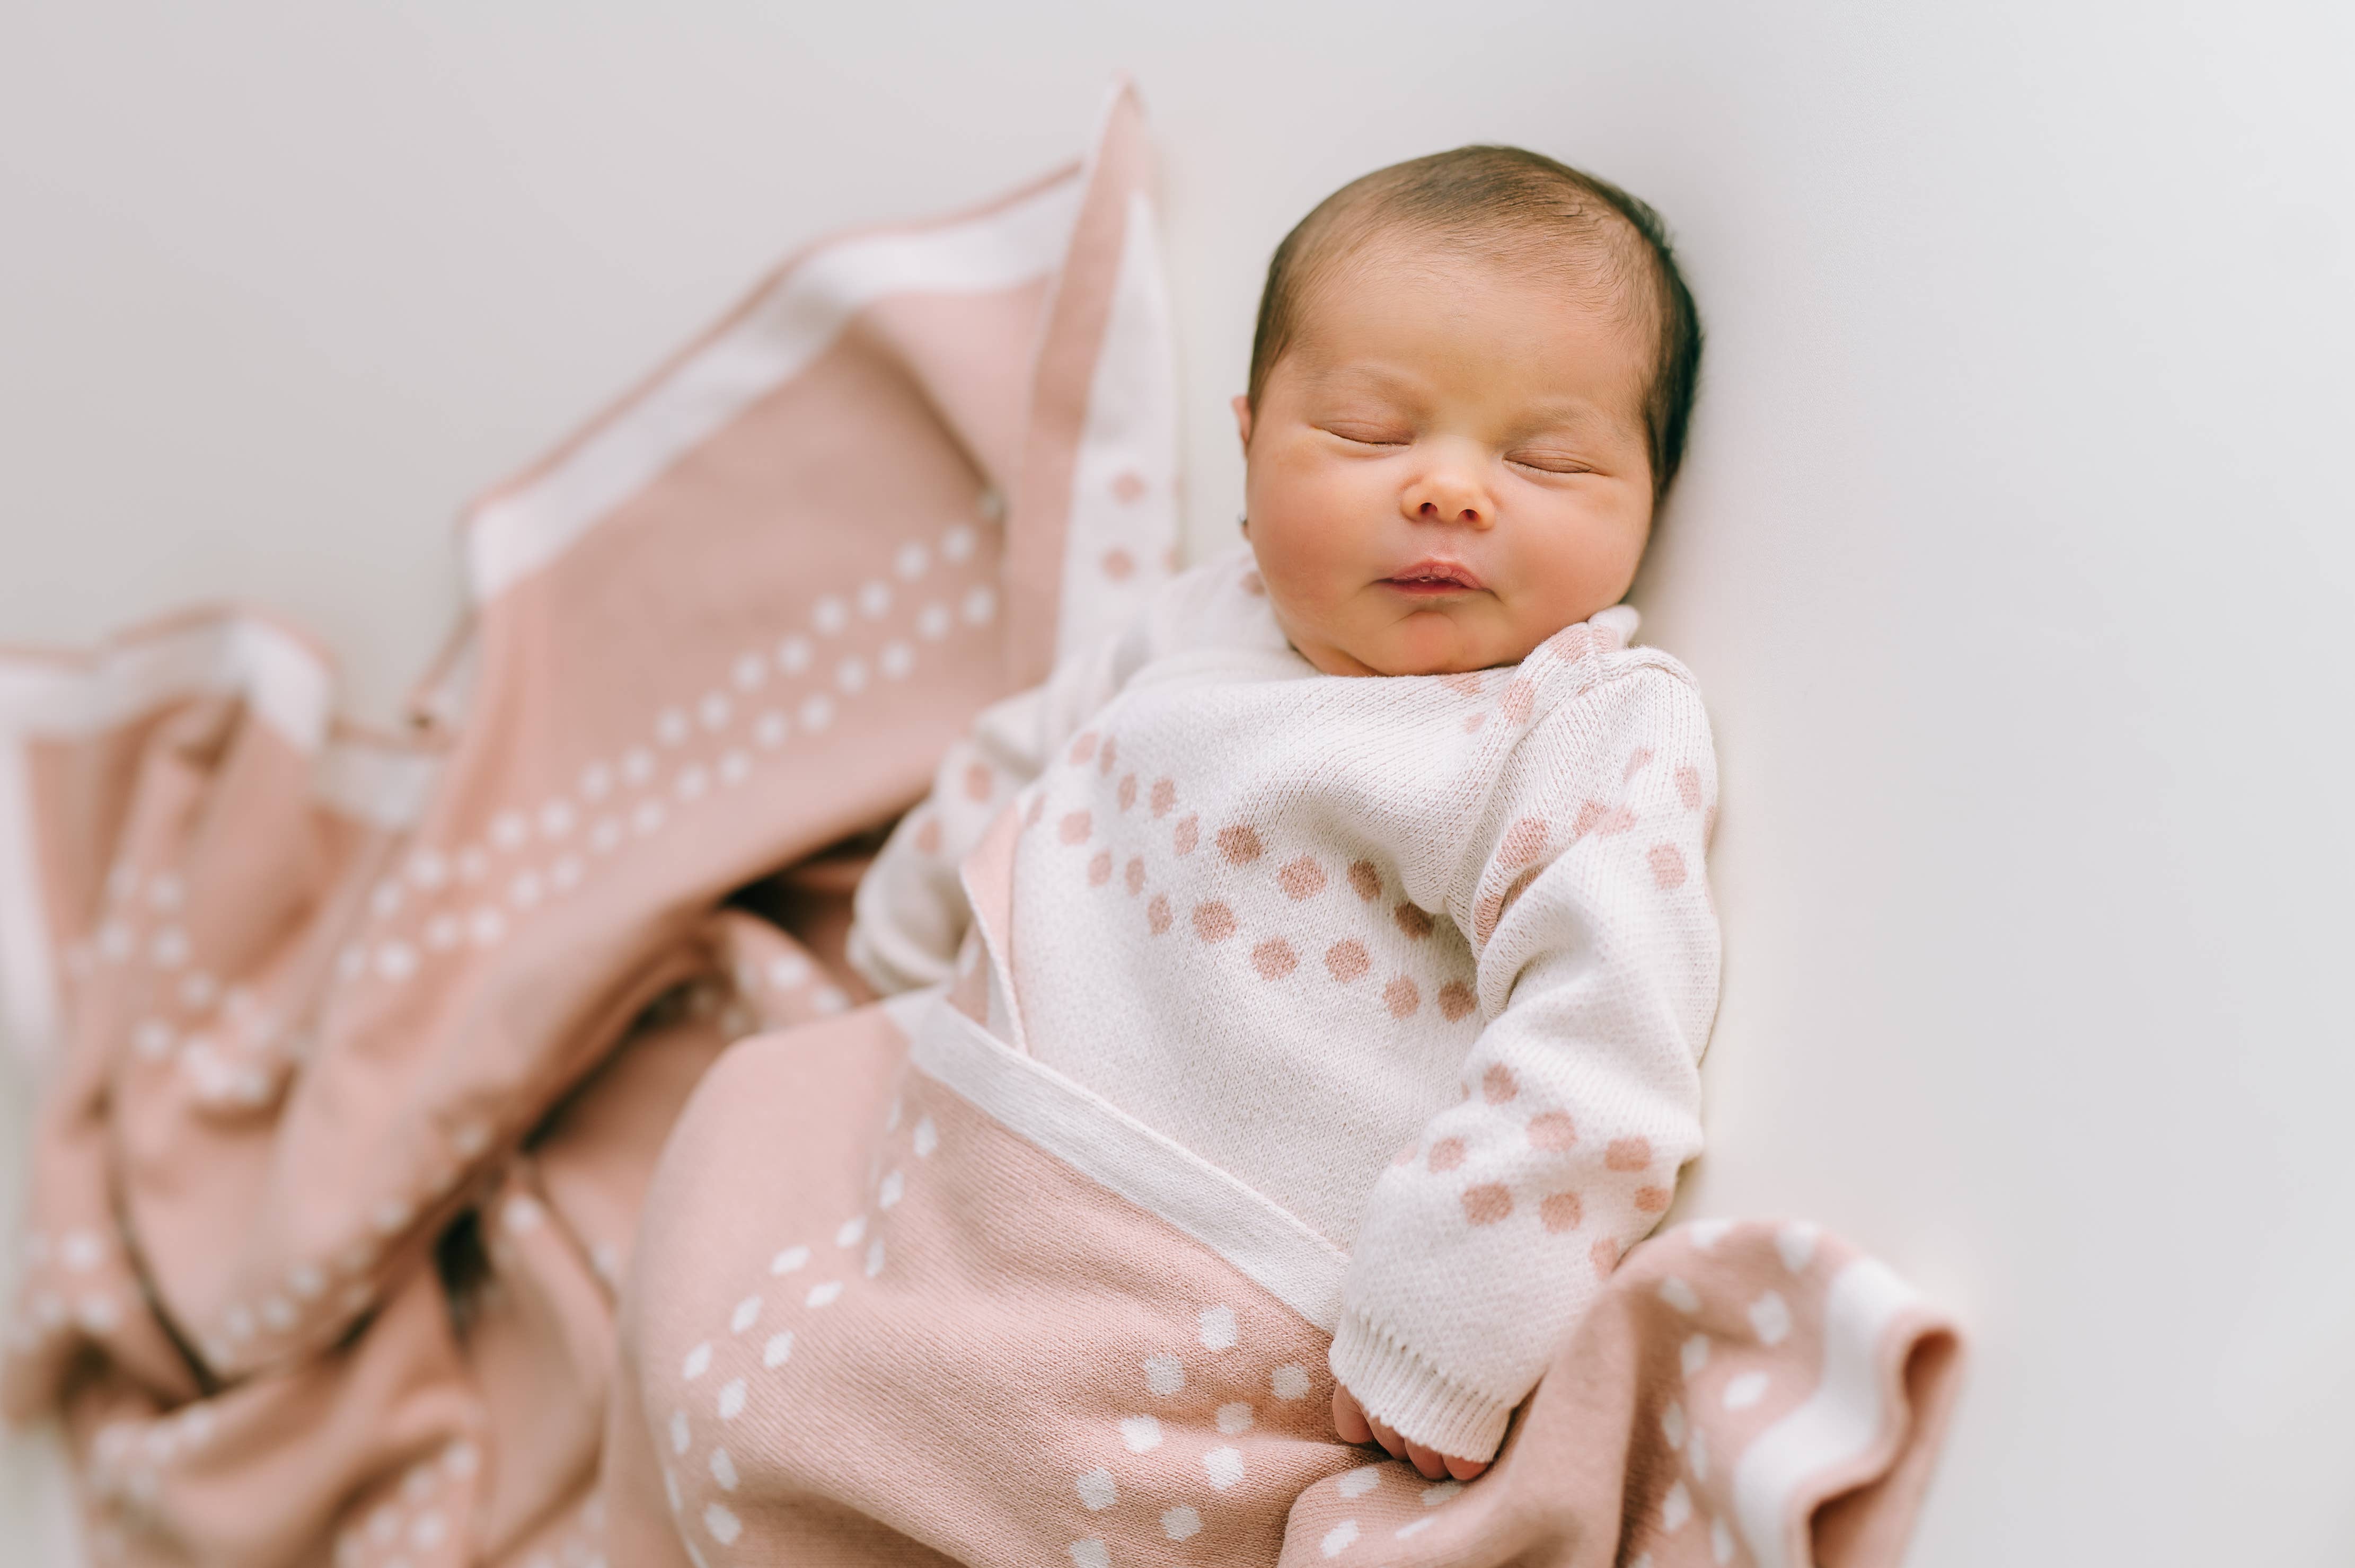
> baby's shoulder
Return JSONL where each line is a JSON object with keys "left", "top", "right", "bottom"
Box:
{"left": 1516, "top": 609, "right": 1705, "bottom": 722}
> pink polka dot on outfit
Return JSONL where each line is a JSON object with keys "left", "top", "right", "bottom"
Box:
{"left": 1123, "top": 857, "right": 1145, "bottom": 895}
{"left": 1635, "top": 1185, "right": 1672, "bottom": 1214}
{"left": 1251, "top": 938, "right": 1296, "bottom": 979}
{"left": 1276, "top": 856, "right": 1325, "bottom": 899}
{"left": 1647, "top": 843, "right": 1688, "bottom": 890}
{"left": 963, "top": 763, "right": 993, "bottom": 801}
{"left": 1605, "top": 1137, "right": 1652, "bottom": 1172}
{"left": 1101, "top": 546, "right": 1135, "bottom": 580}
{"left": 1173, "top": 816, "right": 1199, "bottom": 856}
{"left": 1070, "top": 733, "right": 1098, "bottom": 766}
{"left": 1348, "top": 861, "right": 1381, "bottom": 901}
{"left": 1623, "top": 747, "right": 1654, "bottom": 781}
{"left": 1426, "top": 1138, "right": 1466, "bottom": 1173}
{"left": 1216, "top": 824, "right": 1263, "bottom": 864}
{"left": 1060, "top": 811, "right": 1092, "bottom": 845}
{"left": 1540, "top": 1191, "right": 1583, "bottom": 1233}
{"left": 1117, "top": 774, "right": 1137, "bottom": 811}
{"left": 1462, "top": 1184, "right": 1513, "bottom": 1226}
{"left": 1393, "top": 903, "right": 1433, "bottom": 940}
{"left": 1500, "top": 816, "right": 1550, "bottom": 869}
{"left": 1526, "top": 1111, "right": 1576, "bottom": 1151}
{"left": 1383, "top": 976, "right": 1421, "bottom": 1017}
{"left": 1088, "top": 851, "right": 1112, "bottom": 887}
{"left": 1439, "top": 981, "right": 1478, "bottom": 1021}
{"left": 1481, "top": 1065, "right": 1518, "bottom": 1103}
{"left": 1324, "top": 940, "right": 1369, "bottom": 982}
{"left": 1150, "top": 778, "right": 1176, "bottom": 817}
{"left": 1192, "top": 902, "right": 1236, "bottom": 942}
{"left": 1675, "top": 765, "right": 1704, "bottom": 810}
{"left": 1146, "top": 894, "right": 1172, "bottom": 934}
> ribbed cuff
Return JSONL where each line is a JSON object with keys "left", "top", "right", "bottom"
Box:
{"left": 1327, "top": 1309, "right": 1513, "bottom": 1463}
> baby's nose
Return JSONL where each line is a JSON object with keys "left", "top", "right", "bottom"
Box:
{"left": 1418, "top": 498, "right": 1485, "bottom": 525}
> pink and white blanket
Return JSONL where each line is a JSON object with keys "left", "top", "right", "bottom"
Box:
{"left": 0, "top": 86, "right": 1962, "bottom": 1567}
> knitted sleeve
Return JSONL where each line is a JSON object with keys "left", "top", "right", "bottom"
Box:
{"left": 845, "top": 599, "right": 1165, "bottom": 995}
{"left": 1326, "top": 661, "right": 1722, "bottom": 1461}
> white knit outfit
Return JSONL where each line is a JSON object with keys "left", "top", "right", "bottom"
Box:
{"left": 848, "top": 550, "right": 1721, "bottom": 1461}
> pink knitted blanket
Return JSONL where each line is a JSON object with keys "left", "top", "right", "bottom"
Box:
{"left": 0, "top": 87, "right": 1961, "bottom": 1567}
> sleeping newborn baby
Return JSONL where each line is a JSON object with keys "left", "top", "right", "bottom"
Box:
{"left": 848, "top": 145, "right": 1718, "bottom": 1482}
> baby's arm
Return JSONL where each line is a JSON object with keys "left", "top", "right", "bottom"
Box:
{"left": 846, "top": 604, "right": 1160, "bottom": 994}
{"left": 1330, "top": 665, "right": 1721, "bottom": 1473}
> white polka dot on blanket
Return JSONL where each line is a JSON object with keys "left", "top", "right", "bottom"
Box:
{"left": 1750, "top": 1290, "right": 1793, "bottom": 1346}
{"left": 1421, "top": 1480, "right": 1461, "bottom": 1506}
{"left": 806, "top": 1281, "right": 842, "bottom": 1308}
{"left": 770, "top": 1246, "right": 809, "bottom": 1275}
{"left": 912, "top": 1117, "right": 938, "bottom": 1158}
{"left": 1662, "top": 1480, "right": 1692, "bottom": 1531}
{"left": 813, "top": 596, "right": 848, "bottom": 635}
{"left": 703, "top": 1502, "right": 741, "bottom": 1545}
{"left": 669, "top": 1410, "right": 690, "bottom": 1455}
{"left": 895, "top": 542, "right": 929, "bottom": 579}
{"left": 1203, "top": 1446, "right": 1246, "bottom": 1490}
{"left": 1068, "top": 1540, "right": 1109, "bottom": 1568}
{"left": 877, "top": 1171, "right": 903, "bottom": 1209}
{"left": 836, "top": 1217, "right": 866, "bottom": 1247}
{"left": 1321, "top": 1520, "right": 1360, "bottom": 1557}
{"left": 730, "top": 1296, "right": 760, "bottom": 1334}
{"left": 1162, "top": 1506, "right": 1202, "bottom": 1540}
{"left": 1119, "top": 1415, "right": 1162, "bottom": 1454}
{"left": 1658, "top": 1276, "right": 1700, "bottom": 1314}
{"left": 1142, "top": 1355, "right": 1183, "bottom": 1396}
{"left": 1198, "top": 1305, "right": 1238, "bottom": 1350}
{"left": 682, "top": 1343, "right": 712, "bottom": 1380}
{"left": 1216, "top": 1402, "right": 1254, "bottom": 1435}
{"left": 709, "top": 1446, "right": 738, "bottom": 1491}
{"left": 1075, "top": 1467, "right": 1116, "bottom": 1511}
{"left": 1272, "top": 1364, "right": 1312, "bottom": 1400}
{"left": 716, "top": 1378, "right": 746, "bottom": 1420}
{"left": 864, "top": 1239, "right": 885, "bottom": 1278}
{"left": 1680, "top": 1335, "right": 1710, "bottom": 1378}
{"left": 763, "top": 1331, "right": 793, "bottom": 1368}
{"left": 918, "top": 603, "right": 950, "bottom": 640}
{"left": 1338, "top": 1465, "right": 1381, "bottom": 1498}
{"left": 1724, "top": 1371, "right": 1769, "bottom": 1410}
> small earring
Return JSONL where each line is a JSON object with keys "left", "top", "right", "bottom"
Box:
{"left": 1237, "top": 511, "right": 1250, "bottom": 536}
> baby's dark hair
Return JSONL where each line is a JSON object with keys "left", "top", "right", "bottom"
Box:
{"left": 1248, "top": 145, "right": 1704, "bottom": 498}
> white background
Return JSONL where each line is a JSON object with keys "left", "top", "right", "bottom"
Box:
{"left": 4, "top": 3, "right": 2351, "bottom": 1561}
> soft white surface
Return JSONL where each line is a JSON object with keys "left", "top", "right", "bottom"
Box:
{"left": 2, "top": 3, "right": 2349, "bottom": 1563}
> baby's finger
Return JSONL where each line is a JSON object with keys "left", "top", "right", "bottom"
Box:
{"left": 1443, "top": 1452, "right": 1489, "bottom": 1482}
{"left": 1365, "top": 1416, "right": 1408, "bottom": 1461}
{"left": 1331, "top": 1386, "right": 1373, "bottom": 1445}
{"left": 1402, "top": 1439, "right": 1450, "bottom": 1482}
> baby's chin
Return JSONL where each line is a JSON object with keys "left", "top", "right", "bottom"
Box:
{"left": 1327, "top": 613, "right": 1544, "bottom": 678}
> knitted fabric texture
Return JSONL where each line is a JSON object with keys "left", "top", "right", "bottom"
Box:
{"left": 850, "top": 551, "right": 1722, "bottom": 1459}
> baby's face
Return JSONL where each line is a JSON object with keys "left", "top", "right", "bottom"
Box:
{"left": 1236, "top": 238, "right": 1659, "bottom": 676}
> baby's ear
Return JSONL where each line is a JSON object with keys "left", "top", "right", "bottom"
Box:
{"left": 1231, "top": 394, "right": 1254, "bottom": 450}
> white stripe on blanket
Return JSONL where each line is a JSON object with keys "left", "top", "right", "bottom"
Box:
{"left": 466, "top": 171, "right": 1088, "bottom": 601}
{"left": 1732, "top": 1254, "right": 1923, "bottom": 1567}
{"left": 904, "top": 990, "right": 1351, "bottom": 1333}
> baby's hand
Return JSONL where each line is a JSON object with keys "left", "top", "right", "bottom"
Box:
{"left": 1331, "top": 1384, "right": 1489, "bottom": 1483}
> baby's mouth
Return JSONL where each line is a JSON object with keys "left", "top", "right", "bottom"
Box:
{"left": 1380, "top": 560, "right": 1485, "bottom": 595}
